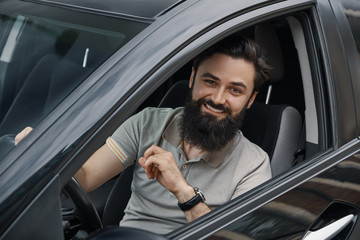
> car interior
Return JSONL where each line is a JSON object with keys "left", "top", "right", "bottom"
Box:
{"left": 0, "top": 16, "right": 129, "bottom": 137}
{"left": 0, "top": 10, "right": 148, "bottom": 158}
{"left": 80, "top": 17, "right": 325, "bottom": 237}
{"left": 0, "top": 6, "right": 328, "bottom": 238}
{"left": 92, "top": 16, "right": 312, "bottom": 229}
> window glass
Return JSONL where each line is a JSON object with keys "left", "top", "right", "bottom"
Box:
{"left": 0, "top": 1, "right": 149, "bottom": 159}
{"left": 340, "top": 0, "right": 360, "bottom": 59}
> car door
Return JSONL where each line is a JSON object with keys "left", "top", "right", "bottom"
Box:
{"left": 162, "top": 0, "right": 360, "bottom": 239}
{"left": 3, "top": 0, "right": 359, "bottom": 239}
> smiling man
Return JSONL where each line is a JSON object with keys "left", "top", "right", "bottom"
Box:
{"left": 73, "top": 35, "right": 272, "bottom": 234}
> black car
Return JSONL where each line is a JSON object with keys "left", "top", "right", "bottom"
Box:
{"left": 0, "top": 0, "right": 360, "bottom": 239}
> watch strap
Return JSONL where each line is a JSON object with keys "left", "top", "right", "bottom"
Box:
{"left": 178, "top": 187, "right": 205, "bottom": 211}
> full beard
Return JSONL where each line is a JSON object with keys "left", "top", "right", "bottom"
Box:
{"left": 178, "top": 98, "right": 246, "bottom": 152}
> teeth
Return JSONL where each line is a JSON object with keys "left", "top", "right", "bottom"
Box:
{"left": 205, "top": 104, "right": 225, "bottom": 113}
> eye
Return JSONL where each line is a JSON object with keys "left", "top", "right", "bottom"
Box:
{"left": 230, "top": 87, "right": 242, "bottom": 95}
{"left": 204, "top": 79, "right": 216, "bottom": 86}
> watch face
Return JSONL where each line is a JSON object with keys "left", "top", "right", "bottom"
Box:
{"left": 195, "top": 187, "right": 206, "bottom": 202}
{"left": 199, "top": 191, "right": 206, "bottom": 202}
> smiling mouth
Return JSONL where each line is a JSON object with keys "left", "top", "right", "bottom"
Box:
{"left": 204, "top": 103, "right": 226, "bottom": 114}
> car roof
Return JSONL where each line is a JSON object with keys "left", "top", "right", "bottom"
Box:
{"left": 27, "top": 0, "right": 183, "bottom": 19}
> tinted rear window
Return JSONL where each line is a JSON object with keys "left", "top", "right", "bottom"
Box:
{"left": 0, "top": 0, "right": 149, "bottom": 159}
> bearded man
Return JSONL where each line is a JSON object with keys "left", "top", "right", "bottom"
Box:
{"left": 74, "top": 35, "right": 272, "bottom": 234}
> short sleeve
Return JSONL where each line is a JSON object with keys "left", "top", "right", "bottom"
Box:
{"left": 231, "top": 152, "right": 271, "bottom": 199}
{"left": 107, "top": 109, "right": 148, "bottom": 168}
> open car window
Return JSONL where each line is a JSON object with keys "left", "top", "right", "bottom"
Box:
{"left": 68, "top": 3, "right": 334, "bottom": 237}
{"left": 140, "top": 14, "right": 325, "bottom": 168}
{"left": 178, "top": 6, "right": 341, "bottom": 240}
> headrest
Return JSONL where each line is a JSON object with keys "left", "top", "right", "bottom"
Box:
{"left": 255, "top": 23, "right": 284, "bottom": 83}
{"left": 55, "top": 30, "right": 79, "bottom": 57}
{"left": 60, "top": 31, "right": 114, "bottom": 67}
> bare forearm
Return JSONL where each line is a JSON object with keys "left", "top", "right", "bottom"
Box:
{"left": 174, "top": 185, "right": 211, "bottom": 222}
{"left": 183, "top": 202, "right": 211, "bottom": 222}
{"left": 74, "top": 166, "right": 92, "bottom": 192}
{"left": 74, "top": 144, "right": 124, "bottom": 192}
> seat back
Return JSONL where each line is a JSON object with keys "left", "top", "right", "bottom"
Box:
{"left": 241, "top": 102, "right": 302, "bottom": 175}
{"left": 0, "top": 30, "right": 113, "bottom": 136}
{"left": 254, "top": 22, "right": 285, "bottom": 104}
{"left": 102, "top": 165, "right": 134, "bottom": 226}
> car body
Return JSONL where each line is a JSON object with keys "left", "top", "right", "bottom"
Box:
{"left": 0, "top": 0, "right": 360, "bottom": 239}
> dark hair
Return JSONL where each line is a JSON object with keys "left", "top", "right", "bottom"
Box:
{"left": 192, "top": 35, "right": 271, "bottom": 92}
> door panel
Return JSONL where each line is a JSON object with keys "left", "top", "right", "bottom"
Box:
{"left": 207, "top": 147, "right": 360, "bottom": 239}
{"left": 302, "top": 201, "right": 359, "bottom": 240}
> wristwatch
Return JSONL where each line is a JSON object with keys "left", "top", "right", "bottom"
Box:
{"left": 178, "top": 187, "right": 206, "bottom": 211}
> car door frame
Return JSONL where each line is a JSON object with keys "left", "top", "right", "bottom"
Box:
{"left": 161, "top": 0, "right": 360, "bottom": 239}
{"left": 0, "top": 0, "right": 302, "bottom": 236}
{"left": 2, "top": 0, "right": 360, "bottom": 239}
{"left": 326, "top": 0, "right": 360, "bottom": 137}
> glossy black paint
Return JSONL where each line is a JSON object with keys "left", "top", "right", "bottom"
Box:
{"left": 1, "top": 0, "right": 271, "bottom": 222}
{"left": 317, "top": 0, "right": 358, "bottom": 145}
{"left": 0, "top": 0, "right": 359, "bottom": 239}
{"left": 168, "top": 139, "right": 360, "bottom": 239}
{"left": 31, "top": 0, "right": 181, "bottom": 19}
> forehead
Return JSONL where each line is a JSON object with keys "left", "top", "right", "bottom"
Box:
{"left": 197, "top": 53, "right": 256, "bottom": 89}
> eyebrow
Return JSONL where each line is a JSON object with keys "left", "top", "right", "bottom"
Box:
{"left": 201, "top": 72, "right": 247, "bottom": 90}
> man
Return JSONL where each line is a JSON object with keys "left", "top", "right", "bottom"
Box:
{"left": 17, "top": 35, "right": 272, "bottom": 234}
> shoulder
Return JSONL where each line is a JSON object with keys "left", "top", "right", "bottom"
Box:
{"left": 136, "top": 107, "right": 183, "bottom": 121}
{"left": 236, "top": 132, "right": 270, "bottom": 168}
{"left": 238, "top": 132, "right": 266, "bottom": 155}
{"left": 121, "top": 107, "right": 183, "bottom": 133}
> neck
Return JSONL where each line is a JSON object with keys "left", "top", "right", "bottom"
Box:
{"left": 182, "top": 140, "right": 206, "bottom": 160}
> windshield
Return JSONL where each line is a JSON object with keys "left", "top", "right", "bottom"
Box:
{"left": 0, "top": 1, "right": 149, "bottom": 159}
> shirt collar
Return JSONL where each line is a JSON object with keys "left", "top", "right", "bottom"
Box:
{"left": 162, "top": 110, "right": 240, "bottom": 168}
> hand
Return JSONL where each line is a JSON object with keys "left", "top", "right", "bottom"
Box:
{"left": 138, "top": 145, "right": 190, "bottom": 195}
{"left": 15, "top": 127, "right": 33, "bottom": 145}
{"left": 139, "top": 145, "right": 211, "bottom": 221}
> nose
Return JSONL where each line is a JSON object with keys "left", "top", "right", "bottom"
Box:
{"left": 211, "top": 88, "right": 226, "bottom": 105}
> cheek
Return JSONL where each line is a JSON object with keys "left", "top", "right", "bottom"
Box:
{"left": 191, "top": 85, "right": 211, "bottom": 100}
{"left": 228, "top": 97, "right": 248, "bottom": 115}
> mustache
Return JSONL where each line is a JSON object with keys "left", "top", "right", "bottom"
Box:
{"left": 179, "top": 97, "right": 245, "bottom": 152}
{"left": 198, "top": 98, "right": 231, "bottom": 115}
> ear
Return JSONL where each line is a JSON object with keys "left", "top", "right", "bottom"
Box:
{"left": 247, "top": 91, "right": 258, "bottom": 109}
{"left": 189, "top": 67, "right": 195, "bottom": 88}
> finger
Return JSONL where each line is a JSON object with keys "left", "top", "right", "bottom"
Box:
{"left": 152, "top": 165, "right": 159, "bottom": 178}
{"left": 139, "top": 156, "right": 157, "bottom": 179}
{"left": 15, "top": 126, "right": 33, "bottom": 145}
{"left": 143, "top": 145, "right": 166, "bottom": 159}
{"left": 139, "top": 156, "right": 155, "bottom": 169}
{"left": 145, "top": 168, "right": 155, "bottom": 179}
{"left": 138, "top": 157, "right": 146, "bottom": 167}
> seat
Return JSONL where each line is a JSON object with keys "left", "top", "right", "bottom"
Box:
{"left": 254, "top": 22, "right": 284, "bottom": 104}
{"left": 241, "top": 102, "right": 302, "bottom": 175}
{"left": 0, "top": 30, "right": 113, "bottom": 136}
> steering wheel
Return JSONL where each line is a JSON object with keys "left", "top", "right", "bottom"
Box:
{"left": 62, "top": 177, "right": 103, "bottom": 239}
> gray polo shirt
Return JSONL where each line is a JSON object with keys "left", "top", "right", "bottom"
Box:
{"left": 107, "top": 107, "right": 271, "bottom": 234}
